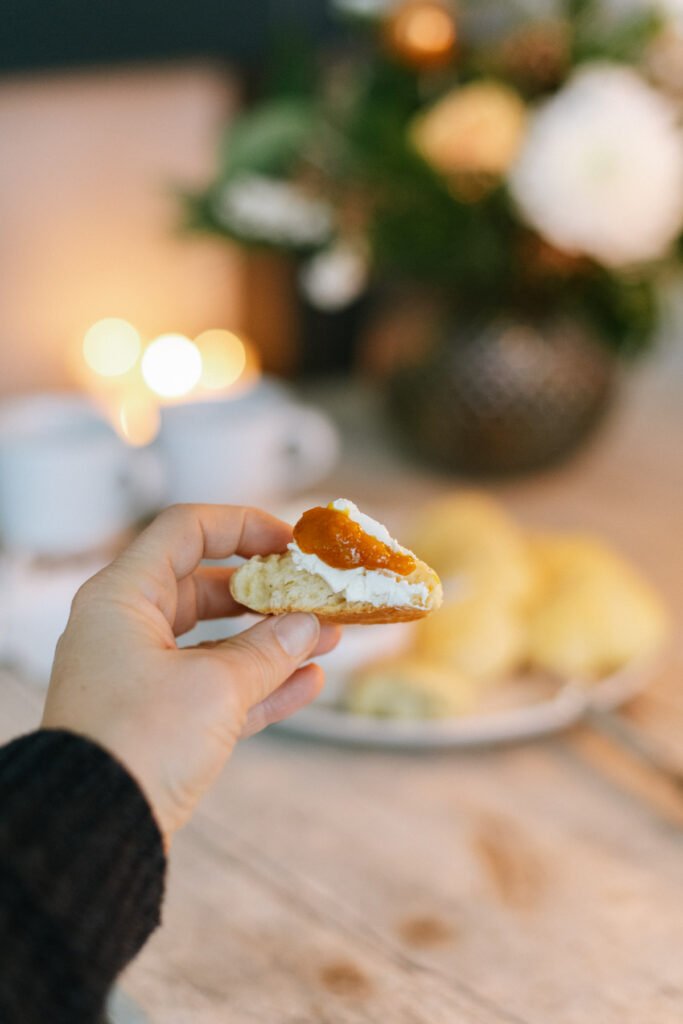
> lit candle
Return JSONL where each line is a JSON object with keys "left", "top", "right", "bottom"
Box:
{"left": 76, "top": 318, "right": 261, "bottom": 449}
{"left": 83, "top": 318, "right": 141, "bottom": 377}
{"left": 196, "top": 329, "right": 247, "bottom": 391}
{"left": 141, "top": 334, "right": 202, "bottom": 400}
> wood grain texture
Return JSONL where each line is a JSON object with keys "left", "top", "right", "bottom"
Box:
{"left": 0, "top": 352, "right": 681, "bottom": 1022}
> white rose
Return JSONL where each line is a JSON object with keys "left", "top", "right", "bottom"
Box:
{"left": 299, "top": 241, "right": 369, "bottom": 311}
{"left": 509, "top": 64, "right": 683, "bottom": 266}
{"left": 213, "top": 175, "right": 333, "bottom": 248}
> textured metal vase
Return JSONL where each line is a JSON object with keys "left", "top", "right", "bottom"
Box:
{"left": 386, "top": 316, "right": 616, "bottom": 476}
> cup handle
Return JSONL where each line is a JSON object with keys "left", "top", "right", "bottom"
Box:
{"left": 281, "top": 406, "right": 340, "bottom": 492}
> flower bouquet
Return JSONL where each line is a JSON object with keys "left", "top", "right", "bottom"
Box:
{"left": 187, "top": 0, "right": 683, "bottom": 472}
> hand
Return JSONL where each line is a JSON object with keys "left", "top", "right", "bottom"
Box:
{"left": 42, "top": 504, "right": 341, "bottom": 845}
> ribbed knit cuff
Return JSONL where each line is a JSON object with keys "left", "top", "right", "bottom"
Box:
{"left": 0, "top": 729, "right": 166, "bottom": 1023}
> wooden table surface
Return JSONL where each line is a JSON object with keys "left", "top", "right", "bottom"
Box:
{"left": 1, "top": 354, "right": 682, "bottom": 1023}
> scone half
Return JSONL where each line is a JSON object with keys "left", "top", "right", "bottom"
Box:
{"left": 231, "top": 550, "right": 441, "bottom": 624}
{"left": 230, "top": 499, "right": 442, "bottom": 625}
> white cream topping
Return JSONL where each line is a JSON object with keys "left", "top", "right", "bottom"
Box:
{"left": 329, "top": 498, "right": 404, "bottom": 552}
{"left": 288, "top": 544, "right": 429, "bottom": 607}
{"left": 288, "top": 500, "right": 428, "bottom": 608}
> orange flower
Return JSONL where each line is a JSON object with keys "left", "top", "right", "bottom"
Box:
{"left": 411, "top": 81, "right": 527, "bottom": 179}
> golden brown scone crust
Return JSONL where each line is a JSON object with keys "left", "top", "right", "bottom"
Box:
{"left": 230, "top": 551, "right": 442, "bottom": 625}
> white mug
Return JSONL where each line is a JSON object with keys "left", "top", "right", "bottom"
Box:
{"left": 158, "top": 380, "right": 339, "bottom": 506}
{"left": 0, "top": 551, "right": 107, "bottom": 682}
{"left": 0, "top": 394, "right": 148, "bottom": 556}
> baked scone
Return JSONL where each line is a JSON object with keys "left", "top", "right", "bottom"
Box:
{"left": 526, "top": 534, "right": 669, "bottom": 679}
{"left": 343, "top": 658, "right": 478, "bottom": 718}
{"left": 415, "top": 594, "right": 526, "bottom": 683}
{"left": 529, "top": 533, "right": 630, "bottom": 595}
{"left": 408, "top": 492, "right": 538, "bottom": 608}
{"left": 230, "top": 499, "right": 442, "bottom": 625}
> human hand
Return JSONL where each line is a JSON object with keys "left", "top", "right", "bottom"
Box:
{"left": 42, "top": 505, "right": 341, "bottom": 844}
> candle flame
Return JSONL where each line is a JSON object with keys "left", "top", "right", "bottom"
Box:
{"left": 141, "top": 334, "right": 202, "bottom": 399}
{"left": 78, "top": 319, "right": 260, "bottom": 448}
{"left": 83, "top": 318, "right": 141, "bottom": 377}
{"left": 196, "top": 328, "right": 249, "bottom": 391}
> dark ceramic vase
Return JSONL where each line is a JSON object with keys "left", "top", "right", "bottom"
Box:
{"left": 386, "top": 315, "right": 617, "bottom": 476}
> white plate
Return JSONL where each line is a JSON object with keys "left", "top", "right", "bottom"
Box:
{"left": 274, "top": 655, "right": 659, "bottom": 749}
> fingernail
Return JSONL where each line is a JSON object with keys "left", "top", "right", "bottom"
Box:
{"left": 274, "top": 613, "right": 319, "bottom": 658}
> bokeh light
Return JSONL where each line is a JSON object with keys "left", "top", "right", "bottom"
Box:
{"left": 118, "top": 390, "right": 161, "bottom": 447}
{"left": 388, "top": 2, "right": 457, "bottom": 68}
{"left": 141, "top": 333, "right": 202, "bottom": 399}
{"left": 195, "top": 329, "right": 248, "bottom": 391}
{"left": 83, "top": 318, "right": 141, "bottom": 377}
{"left": 406, "top": 8, "right": 454, "bottom": 52}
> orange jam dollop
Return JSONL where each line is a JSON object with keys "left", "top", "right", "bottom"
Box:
{"left": 293, "top": 506, "right": 416, "bottom": 576}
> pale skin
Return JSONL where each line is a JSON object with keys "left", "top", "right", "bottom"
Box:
{"left": 42, "top": 504, "right": 341, "bottom": 847}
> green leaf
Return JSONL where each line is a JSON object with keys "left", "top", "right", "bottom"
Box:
{"left": 218, "top": 97, "right": 318, "bottom": 178}
{"left": 564, "top": 0, "right": 596, "bottom": 22}
{"left": 575, "top": 270, "right": 658, "bottom": 354}
{"left": 572, "top": 9, "right": 663, "bottom": 63}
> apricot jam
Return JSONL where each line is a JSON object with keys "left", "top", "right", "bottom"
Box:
{"left": 293, "top": 506, "right": 416, "bottom": 576}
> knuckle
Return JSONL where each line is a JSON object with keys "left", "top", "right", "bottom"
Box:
{"left": 52, "top": 628, "right": 68, "bottom": 660}
{"left": 69, "top": 583, "right": 88, "bottom": 613}
{"left": 228, "top": 636, "right": 280, "bottom": 697}
{"left": 70, "top": 569, "right": 111, "bottom": 613}
{"left": 158, "top": 503, "right": 188, "bottom": 525}
{"left": 70, "top": 577, "right": 98, "bottom": 613}
{"left": 241, "top": 702, "right": 267, "bottom": 739}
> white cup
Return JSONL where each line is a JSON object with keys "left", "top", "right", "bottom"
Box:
{"left": 0, "top": 394, "right": 146, "bottom": 556}
{"left": 158, "top": 380, "right": 339, "bottom": 506}
{"left": 0, "top": 551, "right": 107, "bottom": 682}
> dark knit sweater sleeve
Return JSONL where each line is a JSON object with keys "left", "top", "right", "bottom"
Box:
{"left": 0, "top": 729, "right": 166, "bottom": 1023}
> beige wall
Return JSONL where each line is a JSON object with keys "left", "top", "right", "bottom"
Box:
{"left": 0, "top": 61, "right": 243, "bottom": 394}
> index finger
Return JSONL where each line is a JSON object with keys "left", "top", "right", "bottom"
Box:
{"left": 115, "top": 504, "right": 292, "bottom": 599}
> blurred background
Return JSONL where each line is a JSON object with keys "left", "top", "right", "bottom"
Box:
{"left": 0, "top": 0, "right": 679, "bottom": 675}
{"left": 1, "top": 5, "right": 683, "bottom": 1020}
{"left": 0, "top": 0, "right": 680, "bottom": 702}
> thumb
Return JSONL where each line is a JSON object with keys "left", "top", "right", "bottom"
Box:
{"left": 212, "top": 613, "right": 321, "bottom": 708}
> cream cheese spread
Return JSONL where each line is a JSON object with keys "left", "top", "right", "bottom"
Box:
{"left": 288, "top": 499, "right": 428, "bottom": 608}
